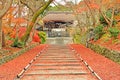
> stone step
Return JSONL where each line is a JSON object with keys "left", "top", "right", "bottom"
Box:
{"left": 41, "top": 54, "right": 74, "bottom": 56}
{"left": 38, "top": 57, "right": 76, "bottom": 59}
{"left": 37, "top": 58, "right": 77, "bottom": 60}
{"left": 39, "top": 54, "right": 75, "bottom": 56}
{"left": 34, "top": 61, "right": 81, "bottom": 63}
{"left": 30, "top": 65, "right": 87, "bottom": 70}
{"left": 33, "top": 62, "right": 82, "bottom": 65}
{"left": 33, "top": 64, "right": 81, "bottom": 66}
{"left": 39, "top": 56, "right": 75, "bottom": 58}
{"left": 17, "top": 45, "right": 98, "bottom": 80}
{"left": 20, "top": 74, "right": 97, "bottom": 80}
{"left": 35, "top": 59, "right": 79, "bottom": 62}
{"left": 24, "top": 69, "right": 88, "bottom": 75}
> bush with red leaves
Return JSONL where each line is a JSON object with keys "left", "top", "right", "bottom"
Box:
{"left": 32, "top": 32, "right": 41, "bottom": 43}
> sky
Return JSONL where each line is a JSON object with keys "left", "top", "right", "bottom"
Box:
{"left": 55, "top": 0, "right": 82, "bottom": 3}
{"left": 51, "top": 0, "right": 82, "bottom": 6}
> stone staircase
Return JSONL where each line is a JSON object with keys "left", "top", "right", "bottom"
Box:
{"left": 16, "top": 45, "right": 97, "bottom": 80}
{"left": 45, "top": 37, "right": 73, "bottom": 45}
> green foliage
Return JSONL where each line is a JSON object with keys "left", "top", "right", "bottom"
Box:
{"left": 94, "top": 25, "right": 105, "bottom": 40}
{"left": 100, "top": 10, "right": 117, "bottom": 26}
{"left": 38, "top": 31, "right": 46, "bottom": 44}
{"left": 106, "top": 10, "right": 112, "bottom": 19}
{"left": 100, "top": 15, "right": 108, "bottom": 26}
{"left": 20, "top": 0, "right": 52, "bottom": 45}
{"left": 113, "top": 20, "right": 118, "bottom": 26}
{"left": 11, "top": 37, "right": 24, "bottom": 48}
{"left": 112, "top": 39, "right": 120, "bottom": 44}
{"left": 101, "top": 33, "right": 111, "bottom": 42}
{"left": 109, "top": 27, "right": 120, "bottom": 39}
{"left": 88, "top": 43, "right": 120, "bottom": 64}
{"left": 99, "top": 10, "right": 112, "bottom": 26}
{"left": 73, "top": 34, "right": 81, "bottom": 44}
{"left": 73, "top": 31, "right": 88, "bottom": 44}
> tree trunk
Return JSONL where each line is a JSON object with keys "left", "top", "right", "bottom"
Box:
{"left": 20, "top": 0, "right": 53, "bottom": 44}
{"left": 0, "top": 19, "right": 2, "bottom": 49}
{"left": 2, "top": 31, "right": 5, "bottom": 47}
{"left": 0, "top": 0, "right": 13, "bottom": 48}
{"left": 99, "top": 9, "right": 110, "bottom": 26}
{"left": 84, "top": 0, "right": 96, "bottom": 27}
{"left": 110, "top": 8, "right": 115, "bottom": 27}
{"left": 0, "top": 0, "right": 13, "bottom": 18}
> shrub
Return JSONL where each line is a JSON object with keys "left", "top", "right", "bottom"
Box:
{"left": 100, "top": 10, "right": 112, "bottom": 26}
{"left": 73, "top": 31, "right": 88, "bottom": 45}
{"left": 100, "top": 10, "right": 117, "bottom": 26}
{"left": 38, "top": 31, "right": 46, "bottom": 44}
{"left": 109, "top": 27, "right": 120, "bottom": 39}
{"left": 73, "top": 34, "right": 81, "bottom": 44}
{"left": 100, "top": 33, "right": 111, "bottom": 42}
{"left": 94, "top": 25, "right": 104, "bottom": 40}
{"left": 100, "top": 15, "right": 108, "bottom": 26}
{"left": 33, "top": 33, "right": 41, "bottom": 43}
{"left": 11, "top": 37, "right": 24, "bottom": 48}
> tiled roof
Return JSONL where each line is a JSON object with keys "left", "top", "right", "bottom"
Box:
{"left": 43, "top": 11, "right": 75, "bottom": 22}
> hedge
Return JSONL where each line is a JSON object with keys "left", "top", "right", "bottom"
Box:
{"left": 0, "top": 43, "right": 39, "bottom": 65}
{"left": 88, "top": 43, "right": 120, "bottom": 64}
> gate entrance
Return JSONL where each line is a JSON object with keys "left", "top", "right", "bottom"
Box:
{"left": 42, "top": 11, "right": 75, "bottom": 38}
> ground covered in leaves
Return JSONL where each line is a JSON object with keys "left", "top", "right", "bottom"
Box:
{"left": 0, "top": 44, "right": 119, "bottom": 80}
{"left": 91, "top": 34, "right": 120, "bottom": 51}
{"left": 71, "top": 44, "right": 120, "bottom": 80}
{"left": 0, "top": 44, "right": 47, "bottom": 80}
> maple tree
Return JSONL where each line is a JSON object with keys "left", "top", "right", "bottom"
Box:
{"left": 94, "top": 0, "right": 120, "bottom": 27}
{"left": 9, "top": 0, "right": 53, "bottom": 47}
{"left": 0, "top": 0, "right": 13, "bottom": 48}
{"left": 20, "top": 0, "right": 53, "bottom": 44}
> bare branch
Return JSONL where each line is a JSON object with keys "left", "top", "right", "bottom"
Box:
{"left": 20, "top": 0, "right": 34, "bottom": 14}
{"left": 0, "top": 0, "right": 13, "bottom": 18}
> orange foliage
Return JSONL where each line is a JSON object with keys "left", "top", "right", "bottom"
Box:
{"left": 114, "top": 15, "right": 120, "bottom": 21}
{"left": 2, "top": 25, "right": 16, "bottom": 38}
{"left": 3, "top": 26, "right": 12, "bottom": 35}
{"left": 88, "top": 3, "right": 100, "bottom": 9}
{"left": 18, "top": 27, "right": 26, "bottom": 39}
{"left": 2, "top": 6, "right": 16, "bottom": 24}
{"left": 76, "top": 1, "right": 99, "bottom": 14}
{"left": 10, "top": 29, "right": 16, "bottom": 38}
{"left": 11, "top": 18, "right": 27, "bottom": 24}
